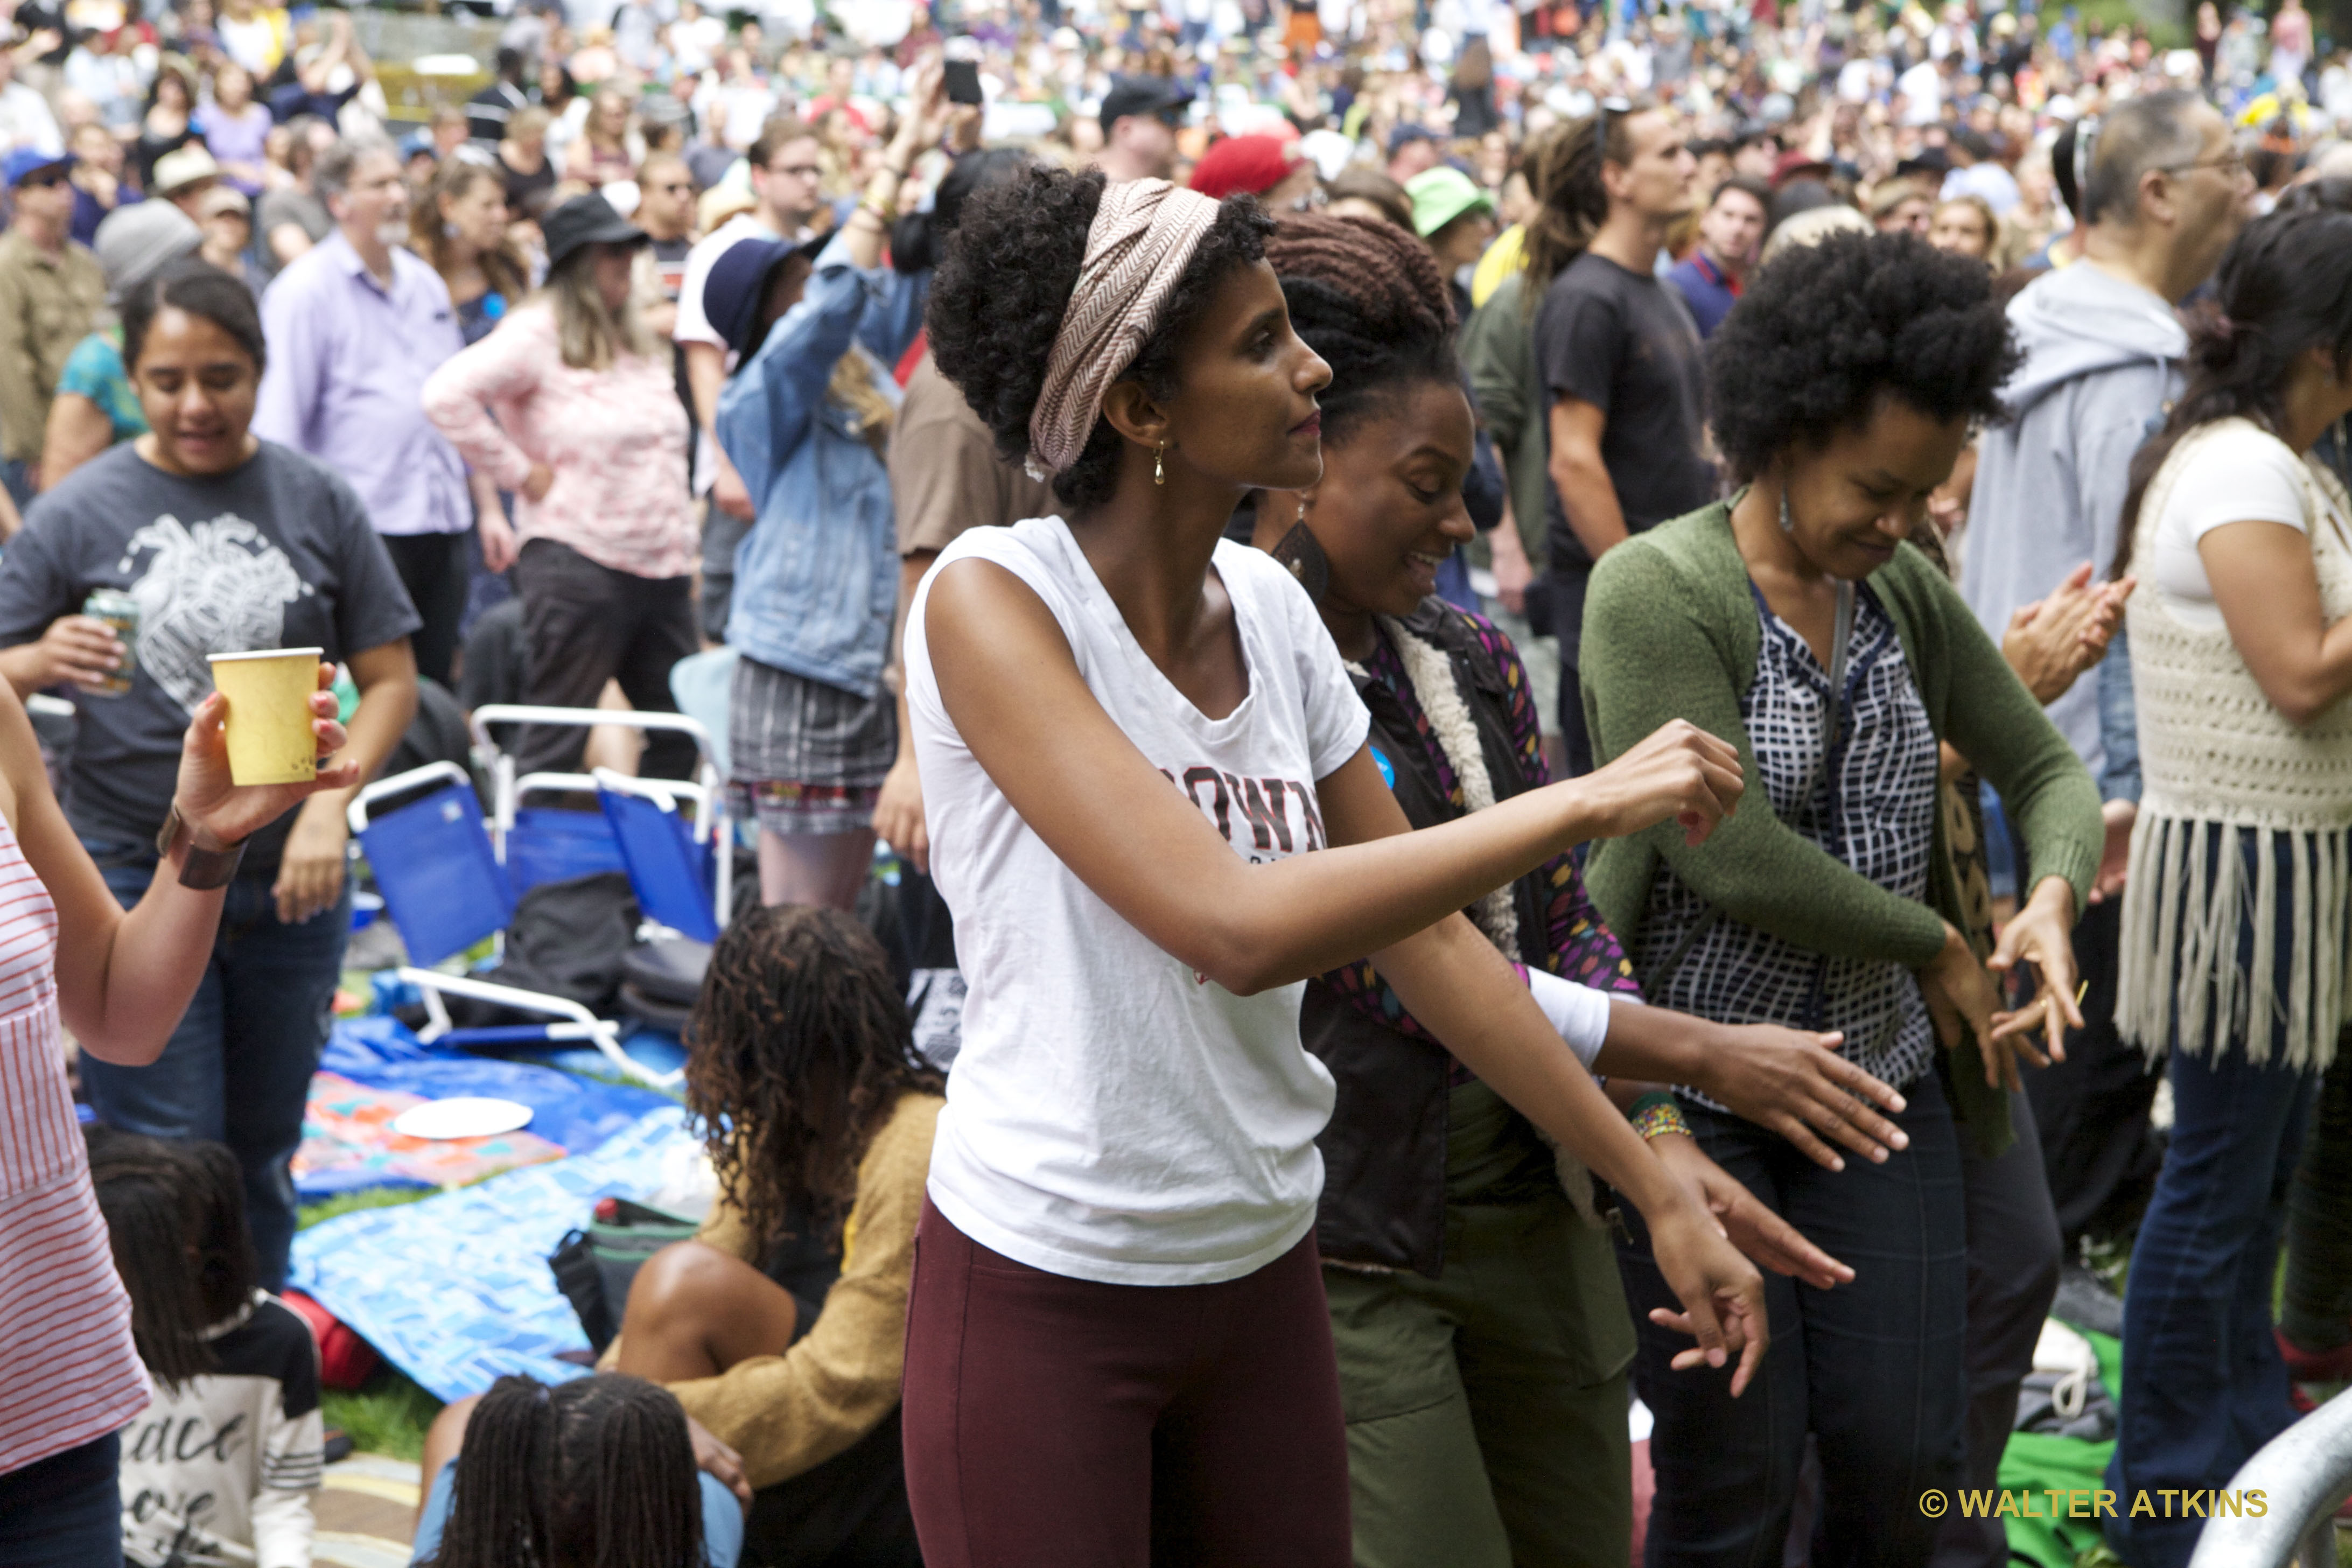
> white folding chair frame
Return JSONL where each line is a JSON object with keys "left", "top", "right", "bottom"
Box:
{"left": 468, "top": 705, "right": 732, "bottom": 930}
{"left": 345, "top": 753, "right": 692, "bottom": 1089}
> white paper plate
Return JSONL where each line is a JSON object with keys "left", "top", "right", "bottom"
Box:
{"left": 391, "top": 1097, "right": 534, "bottom": 1141}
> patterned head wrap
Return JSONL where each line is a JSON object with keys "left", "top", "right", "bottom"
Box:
{"left": 1025, "top": 178, "right": 1223, "bottom": 479}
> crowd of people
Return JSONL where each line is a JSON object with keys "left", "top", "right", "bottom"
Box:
{"left": 0, "top": 0, "right": 2349, "bottom": 1563}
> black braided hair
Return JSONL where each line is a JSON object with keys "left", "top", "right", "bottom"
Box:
{"left": 1262, "top": 213, "right": 1461, "bottom": 451}
{"left": 926, "top": 163, "right": 1277, "bottom": 514}
{"left": 1704, "top": 229, "right": 2020, "bottom": 486}
{"left": 418, "top": 1375, "right": 703, "bottom": 1568}
{"left": 85, "top": 1127, "right": 256, "bottom": 1396}
{"left": 684, "top": 904, "right": 940, "bottom": 1256}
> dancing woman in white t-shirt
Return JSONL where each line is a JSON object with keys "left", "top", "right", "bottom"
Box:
{"left": 2103, "top": 204, "right": 2352, "bottom": 1568}
{"left": 902, "top": 167, "right": 1766, "bottom": 1567}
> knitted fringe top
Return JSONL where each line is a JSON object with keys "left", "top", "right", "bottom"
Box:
{"left": 2117, "top": 418, "right": 2352, "bottom": 1070}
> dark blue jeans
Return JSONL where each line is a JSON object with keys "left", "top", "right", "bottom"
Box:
{"left": 79, "top": 847, "right": 349, "bottom": 1290}
{"left": 0, "top": 1433, "right": 123, "bottom": 1567}
{"left": 1619, "top": 1069, "right": 1969, "bottom": 1568}
{"left": 2104, "top": 1044, "right": 2318, "bottom": 1568}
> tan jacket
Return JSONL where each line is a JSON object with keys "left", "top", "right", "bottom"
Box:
{"left": 0, "top": 229, "right": 103, "bottom": 464}
{"left": 629, "top": 1091, "right": 940, "bottom": 1491}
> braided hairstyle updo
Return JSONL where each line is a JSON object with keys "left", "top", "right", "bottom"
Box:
{"left": 1261, "top": 213, "right": 1461, "bottom": 450}
{"left": 418, "top": 1374, "right": 703, "bottom": 1568}
{"left": 685, "top": 904, "right": 941, "bottom": 1256}
{"left": 926, "top": 164, "right": 1276, "bottom": 513}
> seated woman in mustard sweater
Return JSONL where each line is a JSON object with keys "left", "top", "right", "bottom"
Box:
{"left": 610, "top": 904, "right": 942, "bottom": 1568}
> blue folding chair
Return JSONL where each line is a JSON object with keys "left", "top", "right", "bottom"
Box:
{"left": 347, "top": 757, "right": 686, "bottom": 1090}
{"left": 594, "top": 768, "right": 724, "bottom": 944}
{"left": 467, "top": 706, "right": 728, "bottom": 904}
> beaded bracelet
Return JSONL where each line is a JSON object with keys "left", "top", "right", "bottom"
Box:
{"left": 1628, "top": 1091, "right": 1691, "bottom": 1143}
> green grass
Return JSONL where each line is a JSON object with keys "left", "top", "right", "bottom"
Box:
{"left": 2071, "top": 0, "right": 2188, "bottom": 51}
{"left": 321, "top": 1368, "right": 443, "bottom": 1464}
{"left": 296, "top": 1184, "right": 439, "bottom": 1231}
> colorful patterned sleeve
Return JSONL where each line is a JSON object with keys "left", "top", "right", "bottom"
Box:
{"left": 1318, "top": 608, "right": 1642, "bottom": 1041}
{"left": 1459, "top": 607, "right": 1550, "bottom": 788}
{"left": 1458, "top": 608, "right": 1645, "bottom": 1002}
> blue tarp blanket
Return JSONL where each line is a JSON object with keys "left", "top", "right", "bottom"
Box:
{"left": 288, "top": 1107, "right": 695, "bottom": 1402}
{"left": 297, "top": 1016, "right": 672, "bottom": 1199}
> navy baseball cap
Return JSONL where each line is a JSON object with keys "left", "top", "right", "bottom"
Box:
{"left": 1098, "top": 73, "right": 1191, "bottom": 134}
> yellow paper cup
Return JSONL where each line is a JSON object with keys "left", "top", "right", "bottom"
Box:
{"left": 206, "top": 648, "right": 324, "bottom": 786}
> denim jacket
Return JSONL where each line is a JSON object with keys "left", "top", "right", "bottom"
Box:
{"left": 716, "top": 232, "right": 923, "bottom": 698}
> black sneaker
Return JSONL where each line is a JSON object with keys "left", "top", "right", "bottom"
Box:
{"left": 322, "top": 1427, "right": 355, "bottom": 1465}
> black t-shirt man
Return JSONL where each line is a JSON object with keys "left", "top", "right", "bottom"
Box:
{"left": 1535, "top": 250, "right": 1714, "bottom": 574}
{"left": 0, "top": 441, "right": 420, "bottom": 877}
{"left": 1534, "top": 248, "right": 1715, "bottom": 770}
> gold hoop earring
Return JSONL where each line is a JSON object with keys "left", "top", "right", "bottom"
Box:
{"left": 1154, "top": 443, "right": 1166, "bottom": 486}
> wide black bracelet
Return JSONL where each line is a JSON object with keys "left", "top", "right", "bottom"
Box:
{"left": 154, "top": 802, "right": 247, "bottom": 891}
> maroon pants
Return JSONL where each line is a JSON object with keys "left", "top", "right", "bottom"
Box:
{"left": 901, "top": 1198, "right": 1352, "bottom": 1567}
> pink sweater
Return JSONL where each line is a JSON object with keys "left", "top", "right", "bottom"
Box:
{"left": 421, "top": 303, "right": 697, "bottom": 580}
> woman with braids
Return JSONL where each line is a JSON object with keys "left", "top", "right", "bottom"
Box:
{"left": 1252, "top": 212, "right": 1912, "bottom": 1568}
{"left": 604, "top": 903, "right": 940, "bottom": 1567}
{"left": 906, "top": 163, "right": 1768, "bottom": 1565}
{"left": 410, "top": 1374, "right": 734, "bottom": 1568}
{"left": 1577, "top": 231, "right": 2103, "bottom": 1566}
{"left": 2100, "top": 204, "right": 2352, "bottom": 1568}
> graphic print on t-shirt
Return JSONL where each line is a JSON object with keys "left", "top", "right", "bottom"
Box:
{"left": 113, "top": 512, "right": 313, "bottom": 715}
{"left": 1165, "top": 765, "right": 1326, "bottom": 861}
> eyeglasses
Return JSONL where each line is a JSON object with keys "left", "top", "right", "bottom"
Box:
{"left": 770, "top": 162, "right": 822, "bottom": 179}
{"left": 2163, "top": 149, "right": 2250, "bottom": 179}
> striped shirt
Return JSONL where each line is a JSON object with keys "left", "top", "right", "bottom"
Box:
{"left": 0, "top": 809, "right": 150, "bottom": 1475}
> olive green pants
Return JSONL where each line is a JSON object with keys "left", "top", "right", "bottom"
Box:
{"left": 1324, "top": 1081, "right": 1635, "bottom": 1568}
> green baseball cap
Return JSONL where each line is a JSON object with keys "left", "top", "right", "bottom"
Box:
{"left": 1406, "top": 166, "right": 1495, "bottom": 239}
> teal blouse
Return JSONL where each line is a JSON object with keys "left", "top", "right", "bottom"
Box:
{"left": 57, "top": 328, "right": 146, "bottom": 443}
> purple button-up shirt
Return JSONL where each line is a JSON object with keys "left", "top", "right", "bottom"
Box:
{"left": 253, "top": 230, "right": 470, "bottom": 537}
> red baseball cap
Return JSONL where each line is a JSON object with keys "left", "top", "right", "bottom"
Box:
{"left": 1190, "top": 134, "right": 1307, "bottom": 201}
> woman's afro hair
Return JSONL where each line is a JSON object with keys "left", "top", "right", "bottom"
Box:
{"left": 926, "top": 164, "right": 1276, "bottom": 513}
{"left": 1705, "top": 230, "right": 2021, "bottom": 484}
{"left": 1263, "top": 213, "right": 1460, "bottom": 449}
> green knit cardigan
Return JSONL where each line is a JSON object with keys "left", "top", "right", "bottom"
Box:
{"left": 1577, "top": 498, "right": 2104, "bottom": 1157}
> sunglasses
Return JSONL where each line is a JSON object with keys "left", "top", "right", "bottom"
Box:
{"left": 1593, "top": 97, "right": 1633, "bottom": 163}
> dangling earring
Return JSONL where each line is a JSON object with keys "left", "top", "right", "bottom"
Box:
{"left": 1778, "top": 479, "right": 1797, "bottom": 536}
{"left": 1270, "top": 495, "right": 1330, "bottom": 604}
{"left": 1154, "top": 442, "right": 1166, "bottom": 486}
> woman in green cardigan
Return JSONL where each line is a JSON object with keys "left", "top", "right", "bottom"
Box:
{"left": 1578, "top": 232, "right": 2104, "bottom": 1566}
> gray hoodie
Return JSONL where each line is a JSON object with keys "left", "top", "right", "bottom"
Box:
{"left": 1959, "top": 261, "right": 2185, "bottom": 777}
